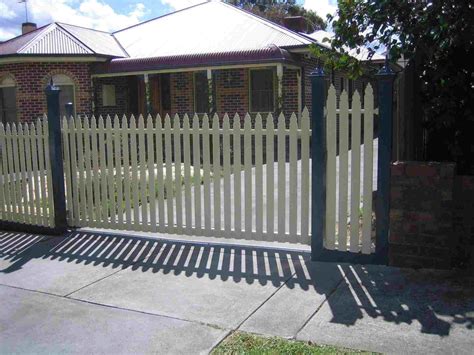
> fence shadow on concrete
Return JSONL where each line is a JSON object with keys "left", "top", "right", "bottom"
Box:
{"left": 1, "top": 231, "right": 472, "bottom": 337}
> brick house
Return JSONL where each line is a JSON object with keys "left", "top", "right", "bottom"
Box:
{"left": 0, "top": 1, "right": 381, "bottom": 124}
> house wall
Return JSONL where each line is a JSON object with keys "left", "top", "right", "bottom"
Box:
{"left": 215, "top": 68, "right": 249, "bottom": 118}
{"left": 170, "top": 71, "right": 194, "bottom": 116}
{"left": 93, "top": 76, "right": 130, "bottom": 117}
{"left": 0, "top": 62, "right": 93, "bottom": 123}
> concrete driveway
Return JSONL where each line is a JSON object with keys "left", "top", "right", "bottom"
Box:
{"left": 1, "top": 230, "right": 473, "bottom": 354}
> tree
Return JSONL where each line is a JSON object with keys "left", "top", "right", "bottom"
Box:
{"left": 226, "top": 0, "right": 326, "bottom": 32}
{"left": 312, "top": 1, "right": 474, "bottom": 173}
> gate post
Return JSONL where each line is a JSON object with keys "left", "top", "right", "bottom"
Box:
{"left": 375, "top": 59, "right": 396, "bottom": 263}
{"left": 310, "top": 66, "right": 326, "bottom": 261}
{"left": 45, "top": 79, "right": 67, "bottom": 232}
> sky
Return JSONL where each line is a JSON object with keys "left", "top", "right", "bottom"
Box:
{"left": 0, "top": 0, "right": 337, "bottom": 41}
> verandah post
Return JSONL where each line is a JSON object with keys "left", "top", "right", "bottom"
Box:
{"left": 310, "top": 66, "right": 326, "bottom": 261}
{"left": 375, "top": 59, "right": 396, "bottom": 263}
{"left": 45, "top": 79, "right": 67, "bottom": 232}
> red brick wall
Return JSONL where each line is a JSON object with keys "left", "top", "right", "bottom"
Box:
{"left": 0, "top": 62, "right": 93, "bottom": 122}
{"left": 93, "top": 76, "right": 129, "bottom": 117}
{"left": 453, "top": 176, "right": 474, "bottom": 270}
{"left": 215, "top": 68, "right": 249, "bottom": 117}
{"left": 389, "top": 161, "right": 457, "bottom": 269}
{"left": 170, "top": 71, "right": 194, "bottom": 116}
{"left": 282, "top": 67, "right": 299, "bottom": 116}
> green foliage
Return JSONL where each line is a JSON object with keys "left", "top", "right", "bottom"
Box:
{"left": 225, "top": 0, "right": 326, "bottom": 32}
{"left": 312, "top": 0, "right": 474, "bottom": 173}
{"left": 212, "top": 331, "right": 377, "bottom": 354}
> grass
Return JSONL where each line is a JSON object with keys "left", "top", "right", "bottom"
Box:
{"left": 212, "top": 332, "right": 377, "bottom": 355}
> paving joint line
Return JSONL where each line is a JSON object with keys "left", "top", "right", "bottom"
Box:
{"left": 0, "top": 282, "right": 227, "bottom": 331}
{"left": 292, "top": 275, "right": 345, "bottom": 339}
{"left": 234, "top": 270, "right": 297, "bottom": 331}
{"left": 63, "top": 268, "right": 125, "bottom": 298}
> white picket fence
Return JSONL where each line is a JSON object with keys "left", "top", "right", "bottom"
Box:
{"left": 0, "top": 118, "right": 54, "bottom": 227}
{"left": 0, "top": 86, "right": 377, "bottom": 253}
{"left": 62, "top": 110, "right": 312, "bottom": 244}
{"left": 325, "top": 84, "right": 377, "bottom": 254}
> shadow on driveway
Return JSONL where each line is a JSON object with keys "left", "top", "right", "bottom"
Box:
{"left": 1, "top": 230, "right": 473, "bottom": 339}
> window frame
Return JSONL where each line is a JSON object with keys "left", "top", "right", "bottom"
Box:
{"left": 193, "top": 71, "right": 210, "bottom": 114}
{"left": 49, "top": 74, "right": 76, "bottom": 118}
{"left": 249, "top": 68, "right": 276, "bottom": 114}
{"left": 102, "top": 84, "right": 116, "bottom": 107}
{"left": 0, "top": 75, "right": 18, "bottom": 124}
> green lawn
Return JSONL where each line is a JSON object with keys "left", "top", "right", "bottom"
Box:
{"left": 212, "top": 332, "right": 377, "bottom": 355}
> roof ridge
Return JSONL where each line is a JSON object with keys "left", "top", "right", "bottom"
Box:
{"left": 56, "top": 22, "right": 112, "bottom": 34}
{"left": 113, "top": 1, "right": 209, "bottom": 34}
{"left": 217, "top": 2, "right": 310, "bottom": 46}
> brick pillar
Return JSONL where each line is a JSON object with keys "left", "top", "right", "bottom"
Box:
{"left": 389, "top": 161, "right": 455, "bottom": 269}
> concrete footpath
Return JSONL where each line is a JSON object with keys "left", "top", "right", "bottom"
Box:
{"left": 1, "top": 230, "right": 473, "bottom": 354}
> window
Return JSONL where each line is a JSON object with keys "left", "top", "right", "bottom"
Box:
{"left": 194, "top": 71, "right": 209, "bottom": 114}
{"left": 161, "top": 73, "right": 171, "bottom": 111}
{"left": 250, "top": 69, "right": 275, "bottom": 113}
{"left": 49, "top": 74, "right": 75, "bottom": 118}
{"left": 102, "top": 84, "right": 116, "bottom": 106}
{"left": 0, "top": 76, "right": 17, "bottom": 124}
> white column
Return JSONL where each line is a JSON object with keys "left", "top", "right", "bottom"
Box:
{"left": 297, "top": 69, "right": 302, "bottom": 115}
{"left": 207, "top": 69, "right": 213, "bottom": 114}
{"left": 276, "top": 64, "right": 283, "bottom": 112}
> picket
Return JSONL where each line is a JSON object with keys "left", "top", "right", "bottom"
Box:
{"left": 164, "top": 115, "right": 174, "bottom": 231}
{"left": 325, "top": 86, "right": 337, "bottom": 249}
{"left": 265, "top": 115, "right": 274, "bottom": 238}
{"left": 202, "top": 114, "right": 211, "bottom": 231}
{"left": 254, "top": 114, "right": 263, "bottom": 236}
{"left": 146, "top": 115, "right": 156, "bottom": 232}
{"left": 300, "top": 108, "right": 310, "bottom": 243}
{"left": 182, "top": 114, "right": 192, "bottom": 233}
{"left": 222, "top": 114, "right": 231, "bottom": 235}
{"left": 83, "top": 117, "right": 94, "bottom": 225}
{"left": 173, "top": 114, "right": 183, "bottom": 232}
{"left": 350, "top": 91, "right": 362, "bottom": 252}
{"left": 212, "top": 114, "right": 221, "bottom": 233}
{"left": 232, "top": 115, "right": 242, "bottom": 234}
{"left": 277, "top": 113, "right": 286, "bottom": 239}
{"left": 338, "top": 91, "right": 349, "bottom": 251}
{"left": 191, "top": 114, "right": 201, "bottom": 231}
{"left": 362, "top": 84, "right": 375, "bottom": 254}
{"left": 243, "top": 114, "right": 252, "bottom": 237}
{"left": 289, "top": 113, "right": 298, "bottom": 237}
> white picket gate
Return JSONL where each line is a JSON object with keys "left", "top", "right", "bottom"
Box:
{"left": 0, "top": 118, "right": 55, "bottom": 227}
{"left": 325, "top": 84, "right": 377, "bottom": 254}
{"left": 62, "top": 110, "right": 312, "bottom": 244}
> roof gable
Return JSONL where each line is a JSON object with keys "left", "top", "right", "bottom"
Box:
{"left": 20, "top": 24, "right": 93, "bottom": 55}
{"left": 0, "top": 23, "right": 126, "bottom": 58}
{"left": 113, "top": 1, "right": 312, "bottom": 59}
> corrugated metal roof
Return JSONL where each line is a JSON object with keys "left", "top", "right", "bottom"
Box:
{"left": 113, "top": 1, "right": 312, "bottom": 59}
{"left": 0, "top": 25, "right": 48, "bottom": 56}
{"left": 21, "top": 24, "right": 92, "bottom": 55}
{"left": 94, "top": 46, "right": 294, "bottom": 74}
{"left": 58, "top": 23, "right": 127, "bottom": 57}
{"left": 0, "top": 23, "right": 126, "bottom": 58}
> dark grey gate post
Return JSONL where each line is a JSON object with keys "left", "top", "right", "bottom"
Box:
{"left": 375, "top": 60, "right": 396, "bottom": 263}
{"left": 45, "top": 79, "right": 67, "bottom": 233}
{"left": 310, "top": 66, "right": 326, "bottom": 261}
